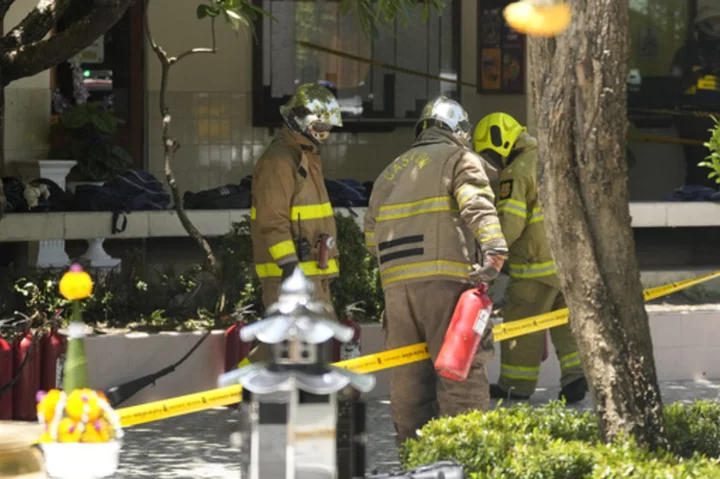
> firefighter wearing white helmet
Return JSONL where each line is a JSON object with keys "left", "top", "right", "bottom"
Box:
{"left": 247, "top": 83, "right": 342, "bottom": 363}
{"left": 474, "top": 112, "right": 587, "bottom": 403}
{"left": 670, "top": 0, "right": 720, "bottom": 189}
{"left": 365, "top": 96, "right": 508, "bottom": 446}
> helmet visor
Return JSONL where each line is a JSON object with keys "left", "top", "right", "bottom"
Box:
{"left": 310, "top": 122, "right": 334, "bottom": 133}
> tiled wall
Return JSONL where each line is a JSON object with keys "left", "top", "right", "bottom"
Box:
{"left": 146, "top": 89, "right": 417, "bottom": 192}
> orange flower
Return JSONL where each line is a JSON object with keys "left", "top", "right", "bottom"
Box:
{"left": 59, "top": 264, "right": 93, "bottom": 300}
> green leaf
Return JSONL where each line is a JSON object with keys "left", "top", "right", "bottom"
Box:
{"left": 90, "top": 111, "right": 117, "bottom": 136}
{"left": 196, "top": 4, "right": 211, "bottom": 19}
{"left": 61, "top": 104, "right": 93, "bottom": 129}
{"left": 198, "top": 3, "right": 221, "bottom": 18}
{"left": 111, "top": 145, "right": 134, "bottom": 168}
{"left": 223, "top": 9, "right": 248, "bottom": 31}
{"left": 241, "top": 1, "right": 276, "bottom": 22}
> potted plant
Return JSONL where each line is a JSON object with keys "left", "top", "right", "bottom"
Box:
{"left": 49, "top": 56, "right": 132, "bottom": 192}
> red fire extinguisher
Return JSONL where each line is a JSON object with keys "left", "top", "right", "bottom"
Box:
{"left": 224, "top": 306, "right": 254, "bottom": 372}
{"left": 0, "top": 319, "right": 14, "bottom": 420}
{"left": 12, "top": 317, "right": 42, "bottom": 421}
{"left": 435, "top": 283, "right": 494, "bottom": 381}
{"left": 41, "top": 314, "right": 67, "bottom": 391}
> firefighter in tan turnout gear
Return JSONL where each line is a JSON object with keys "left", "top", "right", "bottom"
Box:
{"left": 365, "top": 97, "right": 509, "bottom": 446}
{"left": 473, "top": 112, "right": 588, "bottom": 403}
{"left": 248, "top": 83, "right": 342, "bottom": 362}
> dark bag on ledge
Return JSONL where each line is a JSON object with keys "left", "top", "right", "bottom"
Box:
{"left": 183, "top": 177, "right": 252, "bottom": 210}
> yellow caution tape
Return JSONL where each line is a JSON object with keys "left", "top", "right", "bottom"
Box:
{"left": 112, "top": 344, "right": 430, "bottom": 428}
{"left": 105, "top": 270, "right": 718, "bottom": 429}
{"left": 333, "top": 343, "right": 430, "bottom": 374}
{"left": 493, "top": 270, "right": 720, "bottom": 342}
{"left": 118, "top": 385, "right": 243, "bottom": 427}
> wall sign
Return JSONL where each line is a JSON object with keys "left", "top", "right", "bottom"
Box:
{"left": 477, "top": 0, "right": 526, "bottom": 95}
{"left": 78, "top": 35, "right": 105, "bottom": 64}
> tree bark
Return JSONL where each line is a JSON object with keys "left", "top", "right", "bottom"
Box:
{"left": 1, "top": 0, "right": 74, "bottom": 50}
{"left": 528, "top": 0, "right": 667, "bottom": 449}
{"left": 144, "top": 0, "right": 226, "bottom": 312}
{"left": 1, "top": 0, "right": 136, "bottom": 85}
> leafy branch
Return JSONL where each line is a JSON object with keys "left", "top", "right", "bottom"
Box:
{"left": 144, "top": 0, "right": 268, "bottom": 313}
{"left": 699, "top": 116, "right": 720, "bottom": 185}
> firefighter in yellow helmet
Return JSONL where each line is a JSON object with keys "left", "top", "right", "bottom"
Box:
{"left": 366, "top": 97, "right": 508, "bottom": 446}
{"left": 247, "top": 83, "right": 342, "bottom": 362}
{"left": 473, "top": 112, "right": 587, "bottom": 403}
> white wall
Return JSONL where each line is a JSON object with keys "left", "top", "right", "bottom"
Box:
{"left": 3, "top": 0, "right": 51, "bottom": 167}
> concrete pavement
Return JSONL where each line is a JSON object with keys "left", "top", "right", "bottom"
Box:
{"left": 112, "top": 379, "right": 720, "bottom": 478}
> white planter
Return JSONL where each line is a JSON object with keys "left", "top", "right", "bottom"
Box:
{"left": 42, "top": 441, "right": 121, "bottom": 479}
{"left": 66, "top": 181, "right": 121, "bottom": 270}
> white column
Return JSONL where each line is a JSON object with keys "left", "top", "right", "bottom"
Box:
{"left": 66, "top": 180, "right": 122, "bottom": 270}
{"left": 27, "top": 160, "right": 78, "bottom": 269}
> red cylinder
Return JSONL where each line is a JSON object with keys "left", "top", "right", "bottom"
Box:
{"left": 12, "top": 328, "right": 41, "bottom": 421}
{"left": 0, "top": 335, "right": 13, "bottom": 420}
{"left": 434, "top": 284, "right": 494, "bottom": 381}
{"left": 224, "top": 319, "right": 251, "bottom": 372}
{"left": 41, "top": 325, "right": 67, "bottom": 391}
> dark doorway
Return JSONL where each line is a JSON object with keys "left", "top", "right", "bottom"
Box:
{"left": 53, "top": 3, "right": 145, "bottom": 169}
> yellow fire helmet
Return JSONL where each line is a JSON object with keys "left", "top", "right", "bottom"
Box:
{"left": 473, "top": 112, "right": 527, "bottom": 158}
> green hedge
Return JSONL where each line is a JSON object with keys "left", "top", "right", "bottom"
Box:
{"left": 403, "top": 401, "right": 720, "bottom": 478}
{"left": 0, "top": 213, "right": 384, "bottom": 331}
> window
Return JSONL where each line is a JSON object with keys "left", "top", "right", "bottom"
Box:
{"left": 252, "top": 0, "right": 461, "bottom": 131}
{"left": 627, "top": 0, "right": 695, "bottom": 124}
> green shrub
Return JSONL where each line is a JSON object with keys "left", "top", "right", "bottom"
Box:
{"left": 0, "top": 213, "right": 384, "bottom": 330}
{"left": 218, "top": 214, "right": 385, "bottom": 322}
{"left": 699, "top": 116, "right": 720, "bottom": 185}
{"left": 404, "top": 400, "right": 720, "bottom": 478}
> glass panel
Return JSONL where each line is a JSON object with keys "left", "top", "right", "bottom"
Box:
{"left": 628, "top": 0, "right": 690, "bottom": 76}
{"left": 261, "top": 0, "right": 458, "bottom": 124}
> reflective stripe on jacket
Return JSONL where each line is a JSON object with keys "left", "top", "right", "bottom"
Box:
{"left": 496, "top": 132, "right": 559, "bottom": 289}
{"left": 250, "top": 126, "right": 339, "bottom": 279}
{"left": 364, "top": 127, "right": 507, "bottom": 289}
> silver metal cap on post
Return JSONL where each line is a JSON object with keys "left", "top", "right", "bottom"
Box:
{"left": 217, "top": 267, "right": 376, "bottom": 479}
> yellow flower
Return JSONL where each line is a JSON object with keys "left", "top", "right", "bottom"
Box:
{"left": 59, "top": 264, "right": 93, "bottom": 300}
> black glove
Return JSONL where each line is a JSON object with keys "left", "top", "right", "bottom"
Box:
{"left": 281, "top": 262, "right": 299, "bottom": 280}
{"left": 469, "top": 263, "right": 500, "bottom": 284}
{"left": 469, "top": 251, "right": 507, "bottom": 284}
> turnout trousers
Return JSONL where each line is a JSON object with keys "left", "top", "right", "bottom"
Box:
{"left": 383, "top": 280, "right": 494, "bottom": 447}
{"left": 497, "top": 278, "right": 584, "bottom": 396}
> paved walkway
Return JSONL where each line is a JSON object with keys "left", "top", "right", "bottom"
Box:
{"left": 113, "top": 380, "right": 720, "bottom": 478}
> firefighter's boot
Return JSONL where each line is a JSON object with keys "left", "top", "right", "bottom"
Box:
{"left": 558, "top": 376, "right": 588, "bottom": 404}
{"left": 489, "top": 384, "right": 530, "bottom": 401}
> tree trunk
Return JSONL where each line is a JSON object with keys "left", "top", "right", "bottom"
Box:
{"left": 528, "top": 0, "right": 667, "bottom": 449}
